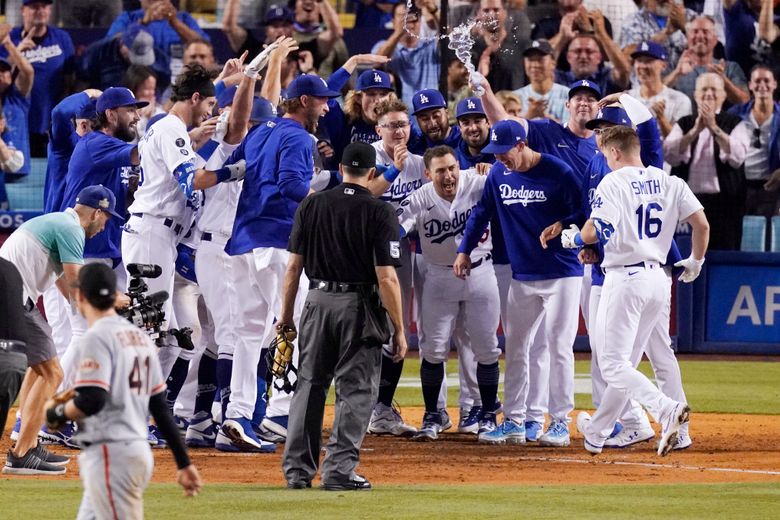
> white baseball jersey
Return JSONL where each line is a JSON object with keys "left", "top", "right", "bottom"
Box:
{"left": 398, "top": 170, "right": 492, "bottom": 265}
{"left": 591, "top": 165, "right": 703, "bottom": 269}
{"left": 371, "top": 140, "right": 427, "bottom": 210}
{"left": 130, "top": 114, "right": 206, "bottom": 220}
{"left": 73, "top": 315, "right": 166, "bottom": 444}
{"left": 193, "top": 142, "right": 241, "bottom": 240}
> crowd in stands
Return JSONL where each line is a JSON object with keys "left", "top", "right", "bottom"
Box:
{"left": 0, "top": 0, "right": 778, "bottom": 249}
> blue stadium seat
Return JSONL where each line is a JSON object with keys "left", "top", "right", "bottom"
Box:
{"left": 6, "top": 158, "right": 46, "bottom": 211}
{"left": 771, "top": 216, "right": 780, "bottom": 253}
{"left": 740, "top": 216, "right": 767, "bottom": 252}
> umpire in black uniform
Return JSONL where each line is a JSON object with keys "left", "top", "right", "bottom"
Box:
{"left": 279, "top": 142, "right": 408, "bottom": 491}
{"left": 0, "top": 257, "right": 28, "bottom": 439}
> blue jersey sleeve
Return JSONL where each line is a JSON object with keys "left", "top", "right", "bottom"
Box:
{"left": 278, "top": 133, "right": 313, "bottom": 202}
{"left": 50, "top": 93, "right": 89, "bottom": 151}
{"left": 637, "top": 118, "right": 663, "bottom": 169}
{"left": 327, "top": 67, "right": 351, "bottom": 92}
{"left": 458, "top": 172, "right": 497, "bottom": 254}
{"left": 106, "top": 11, "right": 132, "bottom": 37}
{"left": 86, "top": 137, "right": 136, "bottom": 170}
{"left": 174, "top": 161, "right": 198, "bottom": 199}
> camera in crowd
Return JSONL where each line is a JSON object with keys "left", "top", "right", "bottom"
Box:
{"left": 119, "top": 263, "right": 194, "bottom": 350}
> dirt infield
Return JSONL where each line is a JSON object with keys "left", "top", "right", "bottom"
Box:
{"left": 4, "top": 408, "right": 779, "bottom": 487}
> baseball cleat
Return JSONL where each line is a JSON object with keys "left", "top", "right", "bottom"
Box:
{"left": 538, "top": 420, "right": 571, "bottom": 447}
{"left": 576, "top": 411, "right": 602, "bottom": 455}
{"left": 185, "top": 412, "right": 218, "bottom": 448}
{"left": 367, "top": 403, "right": 417, "bottom": 437}
{"left": 524, "top": 421, "right": 543, "bottom": 442}
{"left": 260, "top": 415, "right": 288, "bottom": 439}
{"left": 222, "top": 418, "right": 276, "bottom": 453}
{"left": 657, "top": 403, "right": 690, "bottom": 457}
{"left": 478, "top": 419, "right": 525, "bottom": 445}
{"left": 411, "top": 411, "right": 444, "bottom": 441}
{"left": 173, "top": 415, "right": 190, "bottom": 438}
{"left": 3, "top": 449, "right": 66, "bottom": 476}
{"left": 609, "top": 422, "right": 624, "bottom": 439}
{"left": 603, "top": 424, "right": 655, "bottom": 448}
{"left": 477, "top": 411, "right": 498, "bottom": 438}
{"left": 672, "top": 431, "right": 693, "bottom": 450}
{"left": 39, "top": 423, "right": 79, "bottom": 449}
{"left": 215, "top": 429, "right": 240, "bottom": 452}
{"left": 458, "top": 406, "right": 482, "bottom": 434}
{"left": 148, "top": 425, "right": 168, "bottom": 449}
{"left": 439, "top": 409, "right": 453, "bottom": 432}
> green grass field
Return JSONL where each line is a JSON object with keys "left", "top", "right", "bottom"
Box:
{"left": 3, "top": 358, "right": 779, "bottom": 518}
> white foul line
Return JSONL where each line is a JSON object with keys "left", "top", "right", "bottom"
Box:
{"left": 516, "top": 455, "right": 780, "bottom": 476}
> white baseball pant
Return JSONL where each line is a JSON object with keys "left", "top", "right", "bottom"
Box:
{"left": 503, "top": 276, "right": 581, "bottom": 425}
{"left": 76, "top": 440, "right": 153, "bottom": 520}
{"left": 587, "top": 263, "right": 679, "bottom": 443}
{"left": 42, "top": 285, "right": 71, "bottom": 358}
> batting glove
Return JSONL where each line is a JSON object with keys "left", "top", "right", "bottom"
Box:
{"left": 213, "top": 108, "right": 230, "bottom": 144}
{"left": 225, "top": 159, "right": 246, "bottom": 182}
{"left": 245, "top": 42, "right": 279, "bottom": 79}
{"left": 560, "top": 224, "right": 582, "bottom": 249}
{"left": 673, "top": 255, "right": 705, "bottom": 283}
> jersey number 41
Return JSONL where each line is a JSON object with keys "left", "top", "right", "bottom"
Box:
{"left": 129, "top": 355, "right": 152, "bottom": 395}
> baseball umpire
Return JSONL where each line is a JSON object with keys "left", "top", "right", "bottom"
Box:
{"left": 279, "top": 142, "right": 407, "bottom": 491}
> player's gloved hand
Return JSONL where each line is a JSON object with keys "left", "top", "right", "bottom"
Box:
{"left": 673, "top": 255, "right": 705, "bottom": 283}
{"left": 44, "top": 388, "right": 75, "bottom": 432}
{"left": 214, "top": 108, "right": 230, "bottom": 144}
{"left": 225, "top": 159, "right": 246, "bottom": 182}
{"left": 560, "top": 224, "right": 581, "bottom": 249}
{"left": 245, "top": 40, "right": 280, "bottom": 79}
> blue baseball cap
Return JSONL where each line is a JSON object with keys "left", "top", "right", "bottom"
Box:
{"left": 456, "top": 97, "right": 486, "bottom": 119}
{"left": 586, "top": 106, "right": 631, "bottom": 130}
{"left": 97, "top": 87, "right": 149, "bottom": 113}
{"left": 264, "top": 5, "right": 294, "bottom": 25}
{"left": 568, "top": 79, "right": 602, "bottom": 100}
{"left": 631, "top": 40, "right": 668, "bottom": 61}
{"left": 481, "top": 119, "right": 527, "bottom": 154}
{"left": 250, "top": 97, "right": 277, "bottom": 123}
{"left": 412, "top": 89, "right": 446, "bottom": 115}
{"left": 356, "top": 69, "right": 393, "bottom": 92}
{"left": 76, "top": 98, "right": 98, "bottom": 120}
{"left": 217, "top": 85, "right": 237, "bottom": 109}
{"left": 285, "top": 75, "right": 340, "bottom": 99}
{"left": 75, "top": 185, "right": 124, "bottom": 221}
{"left": 23, "top": 0, "right": 52, "bottom": 5}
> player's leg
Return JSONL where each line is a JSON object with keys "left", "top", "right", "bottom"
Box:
{"left": 525, "top": 321, "right": 549, "bottom": 440}
{"left": 42, "top": 286, "right": 71, "bottom": 358}
{"left": 588, "top": 285, "right": 606, "bottom": 407}
{"left": 412, "top": 266, "right": 459, "bottom": 441}
{"left": 454, "top": 319, "right": 482, "bottom": 434}
{"left": 463, "top": 264, "right": 501, "bottom": 439}
{"left": 481, "top": 280, "right": 543, "bottom": 444}
{"left": 537, "top": 277, "right": 581, "bottom": 447}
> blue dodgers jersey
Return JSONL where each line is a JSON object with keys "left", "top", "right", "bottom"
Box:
{"left": 460, "top": 154, "right": 584, "bottom": 281}
{"left": 456, "top": 137, "right": 495, "bottom": 169}
{"left": 44, "top": 93, "right": 90, "bottom": 214}
{"left": 526, "top": 119, "right": 598, "bottom": 179}
{"left": 583, "top": 118, "right": 664, "bottom": 286}
{"left": 227, "top": 118, "right": 314, "bottom": 255}
{"left": 4, "top": 26, "right": 74, "bottom": 134}
{"left": 408, "top": 124, "right": 462, "bottom": 155}
{"left": 61, "top": 132, "right": 135, "bottom": 260}
{"left": 1, "top": 85, "right": 30, "bottom": 179}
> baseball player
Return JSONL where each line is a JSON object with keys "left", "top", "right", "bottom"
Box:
{"left": 454, "top": 97, "right": 494, "bottom": 169}
{"left": 397, "top": 145, "right": 502, "bottom": 442}
{"left": 121, "top": 64, "right": 246, "bottom": 377}
{"left": 1, "top": 184, "right": 119, "bottom": 475}
{"left": 44, "top": 263, "right": 201, "bottom": 517}
{"left": 407, "top": 89, "right": 462, "bottom": 155}
{"left": 221, "top": 73, "right": 338, "bottom": 452}
{"left": 456, "top": 120, "right": 583, "bottom": 446}
{"left": 567, "top": 125, "right": 709, "bottom": 456}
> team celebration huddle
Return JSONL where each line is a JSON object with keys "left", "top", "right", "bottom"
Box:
{"left": 1, "top": 0, "right": 734, "bottom": 512}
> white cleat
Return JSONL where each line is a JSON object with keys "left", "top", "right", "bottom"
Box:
{"left": 367, "top": 403, "right": 417, "bottom": 437}
{"left": 576, "top": 411, "right": 602, "bottom": 455}
{"left": 604, "top": 424, "right": 655, "bottom": 448}
{"left": 657, "top": 403, "right": 690, "bottom": 456}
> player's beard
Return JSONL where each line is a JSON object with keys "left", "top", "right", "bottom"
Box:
{"left": 115, "top": 122, "right": 138, "bottom": 143}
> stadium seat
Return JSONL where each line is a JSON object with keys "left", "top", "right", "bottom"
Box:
{"left": 740, "top": 216, "right": 767, "bottom": 252}
{"left": 6, "top": 158, "right": 46, "bottom": 211}
{"left": 771, "top": 216, "right": 780, "bottom": 253}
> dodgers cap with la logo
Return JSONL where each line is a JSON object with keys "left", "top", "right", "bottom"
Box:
{"left": 585, "top": 105, "right": 632, "bottom": 130}
{"left": 630, "top": 40, "right": 668, "bottom": 61}
{"left": 568, "top": 79, "right": 602, "bottom": 100}
{"left": 355, "top": 69, "right": 393, "bottom": 92}
{"left": 285, "top": 74, "right": 341, "bottom": 99}
{"left": 481, "top": 119, "right": 527, "bottom": 154}
{"left": 455, "top": 97, "right": 486, "bottom": 119}
{"left": 412, "top": 88, "right": 446, "bottom": 115}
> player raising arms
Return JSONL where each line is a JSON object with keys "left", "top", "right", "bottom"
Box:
{"left": 44, "top": 263, "right": 201, "bottom": 518}
{"left": 566, "top": 125, "right": 710, "bottom": 456}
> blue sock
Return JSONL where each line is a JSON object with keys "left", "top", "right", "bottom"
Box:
{"left": 419, "top": 359, "right": 444, "bottom": 414}
{"left": 193, "top": 354, "right": 218, "bottom": 416}
{"left": 476, "top": 362, "right": 500, "bottom": 414}
{"left": 251, "top": 377, "right": 267, "bottom": 427}
{"left": 165, "top": 357, "right": 190, "bottom": 411}
{"left": 216, "top": 358, "right": 233, "bottom": 422}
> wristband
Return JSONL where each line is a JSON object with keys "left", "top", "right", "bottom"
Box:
{"left": 382, "top": 165, "right": 401, "bottom": 183}
{"left": 574, "top": 233, "right": 585, "bottom": 247}
{"left": 215, "top": 167, "right": 231, "bottom": 183}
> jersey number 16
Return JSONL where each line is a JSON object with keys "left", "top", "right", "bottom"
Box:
{"left": 129, "top": 355, "right": 152, "bottom": 395}
{"left": 635, "top": 203, "right": 663, "bottom": 240}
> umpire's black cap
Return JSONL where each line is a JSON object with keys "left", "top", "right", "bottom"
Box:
{"left": 341, "top": 142, "right": 376, "bottom": 169}
{"left": 76, "top": 263, "right": 117, "bottom": 304}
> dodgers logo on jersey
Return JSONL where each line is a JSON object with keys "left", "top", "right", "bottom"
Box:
{"left": 382, "top": 178, "right": 424, "bottom": 203}
{"left": 499, "top": 184, "right": 547, "bottom": 206}
{"left": 423, "top": 208, "right": 473, "bottom": 243}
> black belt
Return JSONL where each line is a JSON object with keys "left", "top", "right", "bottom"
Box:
{"left": 131, "top": 213, "right": 183, "bottom": 235}
{"left": 309, "top": 279, "right": 377, "bottom": 293}
{"left": 24, "top": 298, "right": 35, "bottom": 312}
{"left": 0, "top": 340, "right": 26, "bottom": 354}
{"left": 202, "top": 232, "right": 213, "bottom": 242}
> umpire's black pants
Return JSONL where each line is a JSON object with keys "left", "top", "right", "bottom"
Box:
{"left": 282, "top": 289, "right": 381, "bottom": 486}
